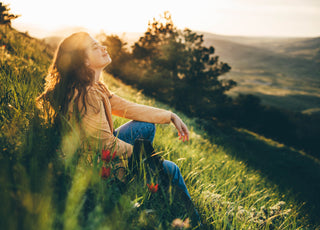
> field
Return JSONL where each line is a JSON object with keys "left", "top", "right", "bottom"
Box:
{"left": 1, "top": 26, "right": 320, "bottom": 229}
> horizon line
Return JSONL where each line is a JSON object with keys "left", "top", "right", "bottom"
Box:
{"left": 12, "top": 22, "right": 320, "bottom": 39}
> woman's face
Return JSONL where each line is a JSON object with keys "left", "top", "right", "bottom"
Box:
{"left": 85, "top": 36, "right": 112, "bottom": 71}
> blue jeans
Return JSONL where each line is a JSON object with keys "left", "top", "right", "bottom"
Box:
{"left": 114, "top": 121, "right": 191, "bottom": 199}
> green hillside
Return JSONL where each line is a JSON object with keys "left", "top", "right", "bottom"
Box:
{"left": 1, "top": 26, "right": 320, "bottom": 229}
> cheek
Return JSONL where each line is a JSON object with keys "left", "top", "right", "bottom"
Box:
{"left": 86, "top": 52, "right": 94, "bottom": 65}
{"left": 87, "top": 53, "right": 100, "bottom": 66}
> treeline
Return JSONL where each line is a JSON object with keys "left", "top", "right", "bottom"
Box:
{"left": 99, "top": 12, "right": 320, "bottom": 159}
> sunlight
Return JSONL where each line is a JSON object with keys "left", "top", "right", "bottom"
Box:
{"left": 8, "top": 0, "right": 320, "bottom": 37}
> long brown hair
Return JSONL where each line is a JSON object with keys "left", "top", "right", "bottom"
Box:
{"left": 37, "top": 32, "right": 95, "bottom": 121}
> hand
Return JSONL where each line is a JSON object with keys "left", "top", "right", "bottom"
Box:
{"left": 171, "top": 113, "right": 189, "bottom": 142}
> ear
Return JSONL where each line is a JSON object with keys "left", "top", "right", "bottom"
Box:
{"left": 85, "top": 59, "right": 90, "bottom": 66}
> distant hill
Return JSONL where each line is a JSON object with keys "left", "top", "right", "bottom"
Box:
{"left": 270, "top": 37, "right": 320, "bottom": 61}
{"left": 198, "top": 32, "right": 320, "bottom": 113}
{"left": 200, "top": 32, "right": 320, "bottom": 60}
{"left": 201, "top": 32, "right": 320, "bottom": 79}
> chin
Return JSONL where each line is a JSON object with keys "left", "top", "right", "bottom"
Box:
{"left": 106, "top": 58, "right": 112, "bottom": 66}
{"left": 105, "top": 55, "right": 112, "bottom": 65}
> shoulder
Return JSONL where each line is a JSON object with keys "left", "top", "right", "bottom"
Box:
{"left": 96, "top": 81, "right": 113, "bottom": 98}
{"left": 83, "top": 85, "right": 103, "bottom": 114}
{"left": 87, "top": 84, "right": 101, "bottom": 97}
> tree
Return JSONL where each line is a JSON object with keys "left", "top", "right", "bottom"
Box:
{"left": 0, "top": 2, "right": 20, "bottom": 26}
{"left": 131, "top": 12, "right": 236, "bottom": 118}
{"left": 132, "top": 11, "right": 177, "bottom": 62}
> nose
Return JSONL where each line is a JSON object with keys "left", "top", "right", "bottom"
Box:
{"left": 101, "top": 45, "right": 107, "bottom": 51}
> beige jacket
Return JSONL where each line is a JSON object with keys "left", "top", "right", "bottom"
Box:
{"left": 68, "top": 81, "right": 172, "bottom": 158}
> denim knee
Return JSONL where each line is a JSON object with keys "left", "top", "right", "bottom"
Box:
{"left": 163, "top": 160, "right": 191, "bottom": 199}
{"left": 163, "top": 160, "right": 180, "bottom": 181}
{"left": 149, "top": 123, "right": 156, "bottom": 136}
{"left": 141, "top": 122, "right": 155, "bottom": 143}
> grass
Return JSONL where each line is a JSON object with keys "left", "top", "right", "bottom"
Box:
{"left": 1, "top": 25, "right": 320, "bottom": 229}
{"left": 105, "top": 73, "right": 320, "bottom": 229}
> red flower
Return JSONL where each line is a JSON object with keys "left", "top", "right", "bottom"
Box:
{"left": 101, "top": 149, "right": 117, "bottom": 162}
{"left": 147, "top": 183, "right": 159, "bottom": 193}
{"left": 100, "top": 166, "right": 111, "bottom": 179}
{"left": 101, "top": 150, "right": 111, "bottom": 162}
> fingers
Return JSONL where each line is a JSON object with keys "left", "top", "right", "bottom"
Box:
{"left": 183, "top": 129, "right": 189, "bottom": 142}
{"left": 178, "top": 126, "right": 189, "bottom": 142}
{"left": 179, "top": 133, "right": 186, "bottom": 142}
{"left": 172, "top": 114, "right": 189, "bottom": 142}
{"left": 183, "top": 125, "right": 189, "bottom": 141}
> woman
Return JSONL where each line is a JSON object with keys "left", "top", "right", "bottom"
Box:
{"left": 37, "top": 32, "right": 201, "bottom": 226}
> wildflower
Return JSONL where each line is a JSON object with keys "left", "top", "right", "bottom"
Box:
{"left": 101, "top": 149, "right": 117, "bottom": 162}
{"left": 101, "top": 149, "right": 111, "bottom": 162}
{"left": 147, "top": 183, "right": 159, "bottom": 193}
{"left": 100, "top": 166, "right": 111, "bottom": 179}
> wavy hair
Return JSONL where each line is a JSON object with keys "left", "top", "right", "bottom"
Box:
{"left": 37, "top": 32, "right": 95, "bottom": 121}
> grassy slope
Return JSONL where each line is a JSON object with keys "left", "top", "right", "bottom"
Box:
{"left": 105, "top": 73, "right": 320, "bottom": 229}
{"left": 1, "top": 26, "right": 320, "bottom": 229}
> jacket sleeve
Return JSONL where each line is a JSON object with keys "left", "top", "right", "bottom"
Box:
{"left": 81, "top": 88, "right": 133, "bottom": 158}
{"left": 109, "top": 94, "right": 172, "bottom": 124}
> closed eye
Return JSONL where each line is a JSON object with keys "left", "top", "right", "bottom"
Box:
{"left": 91, "top": 41, "right": 100, "bottom": 49}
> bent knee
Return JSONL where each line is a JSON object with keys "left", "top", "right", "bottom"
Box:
{"left": 163, "top": 160, "right": 180, "bottom": 175}
{"left": 143, "top": 122, "right": 156, "bottom": 137}
{"left": 146, "top": 122, "right": 156, "bottom": 132}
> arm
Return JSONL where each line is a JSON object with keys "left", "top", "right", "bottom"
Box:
{"left": 110, "top": 94, "right": 172, "bottom": 124}
{"left": 98, "top": 82, "right": 189, "bottom": 142}
{"left": 111, "top": 94, "right": 189, "bottom": 142}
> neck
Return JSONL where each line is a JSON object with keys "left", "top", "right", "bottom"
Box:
{"left": 94, "top": 69, "right": 101, "bottom": 82}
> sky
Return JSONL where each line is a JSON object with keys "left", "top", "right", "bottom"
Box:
{"left": 5, "top": 0, "right": 320, "bottom": 38}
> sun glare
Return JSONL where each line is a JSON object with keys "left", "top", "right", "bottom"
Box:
{"left": 8, "top": 0, "right": 244, "bottom": 34}
{"left": 7, "top": 0, "right": 320, "bottom": 37}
